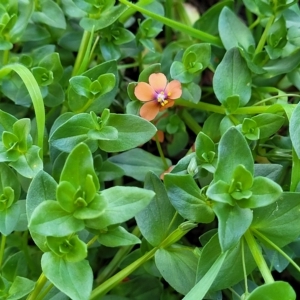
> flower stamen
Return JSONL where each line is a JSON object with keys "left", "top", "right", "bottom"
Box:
{"left": 156, "top": 91, "right": 169, "bottom": 106}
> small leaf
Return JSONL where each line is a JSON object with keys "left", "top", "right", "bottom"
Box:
{"left": 214, "top": 202, "right": 253, "bottom": 251}
{"left": 213, "top": 48, "right": 251, "bottom": 106}
{"left": 247, "top": 281, "right": 296, "bottom": 300}
{"left": 42, "top": 252, "right": 93, "bottom": 300}
{"left": 219, "top": 7, "right": 255, "bottom": 50}
{"left": 29, "top": 201, "right": 84, "bottom": 237}
{"left": 155, "top": 245, "right": 198, "bottom": 295}
{"left": 98, "top": 226, "right": 141, "bottom": 247}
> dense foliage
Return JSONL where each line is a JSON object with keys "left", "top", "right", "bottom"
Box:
{"left": 0, "top": 0, "right": 300, "bottom": 299}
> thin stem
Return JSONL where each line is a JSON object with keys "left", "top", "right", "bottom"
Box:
{"left": 72, "top": 30, "right": 92, "bottom": 76}
{"left": 119, "top": 0, "right": 223, "bottom": 47}
{"left": 180, "top": 109, "right": 202, "bottom": 135}
{"left": 87, "top": 235, "right": 99, "bottom": 247}
{"left": 175, "top": 99, "right": 225, "bottom": 114}
{"left": 254, "top": 15, "right": 275, "bottom": 55}
{"left": 26, "top": 273, "right": 48, "bottom": 300}
{"left": 2, "top": 50, "right": 9, "bottom": 66}
{"left": 252, "top": 228, "right": 300, "bottom": 273}
{"left": 95, "top": 226, "right": 140, "bottom": 285}
{"left": 164, "top": 0, "right": 173, "bottom": 44}
{"left": 254, "top": 94, "right": 300, "bottom": 106}
{"left": 0, "top": 234, "right": 6, "bottom": 268}
{"left": 90, "top": 246, "right": 157, "bottom": 299}
{"left": 290, "top": 149, "right": 300, "bottom": 192}
{"left": 244, "top": 230, "right": 274, "bottom": 284}
{"left": 36, "top": 283, "right": 54, "bottom": 300}
{"left": 155, "top": 132, "right": 169, "bottom": 170}
{"left": 241, "top": 237, "right": 249, "bottom": 294}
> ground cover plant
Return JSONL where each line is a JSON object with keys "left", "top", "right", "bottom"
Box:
{"left": 1, "top": 0, "right": 300, "bottom": 299}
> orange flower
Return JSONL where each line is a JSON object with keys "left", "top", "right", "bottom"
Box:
{"left": 134, "top": 73, "right": 182, "bottom": 121}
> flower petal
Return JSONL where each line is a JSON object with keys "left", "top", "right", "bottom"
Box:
{"left": 134, "top": 82, "right": 156, "bottom": 101}
{"left": 139, "top": 101, "right": 160, "bottom": 121}
{"left": 159, "top": 99, "right": 175, "bottom": 111}
{"left": 149, "top": 73, "right": 167, "bottom": 92}
{"left": 165, "top": 80, "right": 182, "bottom": 99}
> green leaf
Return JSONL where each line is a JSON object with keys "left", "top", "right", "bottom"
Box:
{"left": 290, "top": 102, "right": 300, "bottom": 158}
{"left": 155, "top": 245, "right": 198, "bottom": 295}
{"left": 29, "top": 201, "right": 84, "bottom": 237}
{"left": 183, "top": 251, "right": 227, "bottom": 300}
{"left": 251, "top": 192, "right": 300, "bottom": 247}
{"left": 0, "top": 162, "right": 20, "bottom": 202}
{"left": 164, "top": 174, "right": 215, "bottom": 223}
{"left": 2, "top": 251, "right": 27, "bottom": 282}
{"left": 46, "top": 235, "right": 87, "bottom": 262}
{"left": 42, "top": 252, "right": 93, "bottom": 300}
{"left": 80, "top": 5, "right": 128, "bottom": 31}
{"left": 7, "top": 276, "right": 35, "bottom": 300}
{"left": 214, "top": 127, "right": 253, "bottom": 183}
{"left": 213, "top": 48, "right": 252, "bottom": 106}
{"left": 0, "top": 202, "right": 21, "bottom": 235}
{"left": 238, "top": 176, "right": 282, "bottom": 208}
{"left": 247, "top": 281, "right": 296, "bottom": 300}
{"left": 32, "top": 0, "right": 66, "bottom": 29}
{"left": 214, "top": 203, "right": 253, "bottom": 251}
{"left": 60, "top": 143, "right": 99, "bottom": 190}
{"left": 136, "top": 172, "right": 182, "bottom": 247}
{"left": 85, "top": 186, "right": 155, "bottom": 229}
{"left": 9, "top": 145, "right": 43, "bottom": 178}
{"left": 263, "top": 48, "right": 300, "bottom": 77}
{"left": 97, "top": 226, "right": 141, "bottom": 247}
{"left": 98, "top": 114, "right": 157, "bottom": 152}
{"left": 252, "top": 113, "right": 285, "bottom": 139}
{"left": 219, "top": 7, "right": 255, "bottom": 50}
{"left": 196, "top": 234, "right": 256, "bottom": 292}
{"left": 207, "top": 180, "right": 233, "bottom": 205}
{"left": 109, "top": 148, "right": 171, "bottom": 181}
{"left": 26, "top": 170, "right": 57, "bottom": 221}
{"left": 49, "top": 113, "right": 98, "bottom": 153}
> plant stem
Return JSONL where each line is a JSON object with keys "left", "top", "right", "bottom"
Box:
{"left": 164, "top": 0, "right": 173, "bottom": 44}
{"left": 252, "top": 228, "right": 300, "bottom": 273}
{"left": 254, "top": 15, "right": 275, "bottom": 55}
{"left": 244, "top": 229, "right": 274, "bottom": 284}
{"left": 96, "top": 226, "right": 140, "bottom": 285}
{"left": 290, "top": 149, "right": 300, "bottom": 192}
{"left": 0, "top": 234, "right": 6, "bottom": 268}
{"left": 155, "top": 132, "right": 169, "bottom": 170}
{"left": 180, "top": 109, "right": 202, "bottom": 134}
{"left": 72, "top": 30, "right": 92, "bottom": 76}
{"left": 241, "top": 237, "right": 249, "bottom": 294}
{"left": 90, "top": 246, "right": 157, "bottom": 299}
{"left": 26, "top": 273, "right": 48, "bottom": 300}
{"left": 119, "top": 0, "right": 223, "bottom": 47}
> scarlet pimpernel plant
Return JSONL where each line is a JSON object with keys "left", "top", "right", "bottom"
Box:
{"left": 0, "top": 0, "right": 300, "bottom": 299}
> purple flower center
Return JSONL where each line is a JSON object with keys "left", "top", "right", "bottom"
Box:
{"left": 156, "top": 91, "right": 168, "bottom": 106}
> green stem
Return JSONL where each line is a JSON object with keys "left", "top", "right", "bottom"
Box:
{"left": 244, "top": 230, "right": 274, "bottom": 284}
{"left": 36, "top": 283, "right": 54, "bottom": 300}
{"left": 0, "top": 234, "right": 6, "bottom": 268}
{"left": 26, "top": 273, "right": 48, "bottom": 300}
{"left": 72, "top": 30, "right": 92, "bottom": 76}
{"left": 96, "top": 226, "right": 140, "bottom": 285}
{"left": 155, "top": 132, "right": 169, "bottom": 170}
{"left": 252, "top": 228, "right": 300, "bottom": 273}
{"left": 290, "top": 149, "right": 300, "bottom": 192}
{"left": 119, "top": 0, "right": 223, "bottom": 47}
{"left": 180, "top": 109, "right": 202, "bottom": 134}
{"left": 87, "top": 235, "right": 99, "bottom": 247}
{"left": 164, "top": 0, "right": 173, "bottom": 44}
{"left": 241, "top": 238, "right": 249, "bottom": 294}
{"left": 254, "top": 15, "right": 275, "bottom": 55}
{"left": 90, "top": 247, "right": 157, "bottom": 299}
{"left": 176, "top": 99, "right": 225, "bottom": 114}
